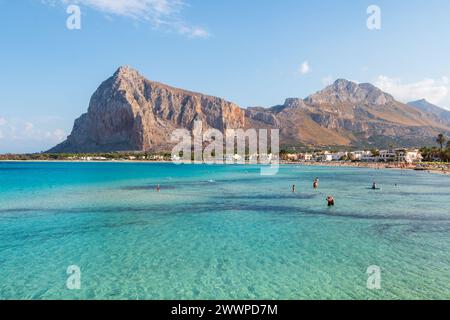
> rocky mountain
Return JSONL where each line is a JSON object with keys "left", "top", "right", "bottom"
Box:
{"left": 408, "top": 99, "right": 450, "bottom": 127}
{"left": 50, "top": 66, "right": 245, "bottom": 153}
{"left": 50, "top": 67, "right": 450, "bottom": 153}
{"left": 305, "top": 79, "right": 396, "bottom": 106}
{"left": 246, "top": 79, "right": 450, "bottom": 148}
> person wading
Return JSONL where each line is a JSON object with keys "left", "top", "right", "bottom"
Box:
{"left": 327, "top": 196, "right": 335, "bottom": 207}
{"left": 313, "top": 178, "right": 319, "bottom": 189}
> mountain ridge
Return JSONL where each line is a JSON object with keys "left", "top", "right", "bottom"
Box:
{"left": 49, "top": 66, "right": 450, "bottom": 153}
{"left": 408, "top": 99, "right": 450, "bottom": 127}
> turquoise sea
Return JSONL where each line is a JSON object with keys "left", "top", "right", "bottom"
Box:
{"left": 0, "top": 162, "right": 449, "bottom": 300}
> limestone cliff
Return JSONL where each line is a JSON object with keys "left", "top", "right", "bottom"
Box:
{"left": 50, "top": 66, "right": 245, "bottom": 152}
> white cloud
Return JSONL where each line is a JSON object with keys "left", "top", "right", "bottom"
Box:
{"left": 298, "top": 61, "right": 310, "bottom": 75}
{"left": 177, "top": 25, "right": 210, "bottom": 39}
{"left": 44, "top": 0, "right": 209, "bottom": 38}
{"left": 375, "top": 75, "right": 450, "bottom": 107}
{"left": 0, "top": 117, "right": 67, "bottom": 152}
{"left": 187, "top": 27, "right": 209, "bottom": 39}
{"left": 54, "top": 0, "right": 182, "bottom": 21}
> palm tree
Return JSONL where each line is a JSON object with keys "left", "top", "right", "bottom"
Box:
{"left": 436, "top": 133, "right": 447, "bottom": 151}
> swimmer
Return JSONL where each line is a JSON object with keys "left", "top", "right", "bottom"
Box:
{"left": 326, "top": 196, "right": 335, "bottom": 207}
{"left": 313, "top": 179, "right": 319, "bottom": 189}
{"left": 372, "top": 182, "right": 377, "bottom": 190}
{"left": 292, "top": 185, "right": 296, "bottom": 193}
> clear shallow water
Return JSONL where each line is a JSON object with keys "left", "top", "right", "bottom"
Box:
{"left": 0, "top": 162, "right": 449, "bottom": 300}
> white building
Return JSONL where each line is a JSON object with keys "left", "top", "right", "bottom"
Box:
{"left": 349, "top": 150, "right": 372, "bottom": 161}
{"left": 298, "top": 153, "right": 313, "bottom": 161}
{"left": 361, "top": 154, "right": 376, "bottom": 162}
{"left": 331, "top": 152, "right": 348, "bottom": 161}
{"left": 395, "top": 149, "right": 422, "bottom": 163}
{"left": 378, "top": 150, "right": 397, "bottom": 162}
{"left": 80, "top": 156, "right": 107, "bottom": 161}
{"left": 316, "top": 152, "right": 333, "bottom": 162}
{"left": 284, "top": 153, "right": 300, "bottom": 162}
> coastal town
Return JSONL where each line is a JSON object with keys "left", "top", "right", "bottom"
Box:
{"left": 281, "top": 148, "right": 423, "bottom": 164}
{"left": 1, "top": 146, "right": 449, "bottom": 174}
{"left": 1, "top": 133, "right": 449, "bottom": 174}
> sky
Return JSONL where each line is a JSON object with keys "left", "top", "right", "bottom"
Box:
{"left": 1, "top": 0, "right": 450, "bottom": 153}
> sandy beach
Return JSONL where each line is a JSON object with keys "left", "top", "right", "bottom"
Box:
{"left": 1, "top": 159, "right": 449, "bottom": 175}
{"left": 280, "top": 161, "right": 450, "bottom": 175}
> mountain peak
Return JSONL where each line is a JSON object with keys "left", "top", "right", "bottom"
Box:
{"left": 409, "top": 98, "right": 432, "bottom": 106}
{"left": 408, "top": 99, "right": 450, "bottom": 113}
{"left": 305, "top": 78, "right": 394, "bottom": 106}
{"left": 329, "top": 79, "right": 383, "bottom": 95}
{"left": 106, "top": 65, "right": 148, "bottom": 94}
{"left": 332, "top": 78, "right": 357, "bottom": 86}
{"left": 115, "top": 65, "right": 137, "bottom": 73}
{"left": 408, "top": 99, "right": 437, "bottom": 108}
{"left": 114, "top": 65, "right": 142, "bottom": 79}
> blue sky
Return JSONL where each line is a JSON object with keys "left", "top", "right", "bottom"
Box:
{"left": 1, "top": 0, "right": 450, "bottom": 153}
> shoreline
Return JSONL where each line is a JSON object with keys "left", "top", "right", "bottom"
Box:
{"left": 1, "top": 159, "right": 449, "bottom": 174}
{"left": 281, "top": 161, "right": 450, "bottom": 175}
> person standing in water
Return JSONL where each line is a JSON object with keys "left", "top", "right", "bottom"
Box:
{"left": 292, "top": 185, "right": 296, "bottom": 193}
{"left": 156, "top": 184, "right": 161, "bottom": 192}
{"left": 372, "top": 181, "right": 377, "bottom": 190}
{"left": 327, "top": 196, "right": 335, "bottom": 206}
{"left": 313, "top": 178, "right": 319, "bottom": 189}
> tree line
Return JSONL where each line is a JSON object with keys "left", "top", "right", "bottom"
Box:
{"left": 420, "top": 133, "right": 450, "bottom": 162}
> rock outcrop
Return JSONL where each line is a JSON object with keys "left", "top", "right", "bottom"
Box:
{"left": 50, "top": 66, "right": 245, "bottom": 152}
